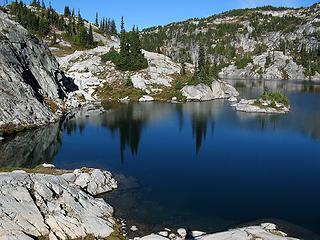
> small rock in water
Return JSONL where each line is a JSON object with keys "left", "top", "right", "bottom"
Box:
{"left": 0, "top": 136, "right": 4, "bottom": 141}
{"left": 12, "top": 170, "right": 27, "bottom": 173}
{"left": 158, "top": 231, "right": 169, "bottom": 237}
{"left": 130, "top": 226, "right": 138, "bottom": 231}
{"left": 41, "top": 163, "right": 55, "bottom": 168}
{"left": 139, "top": 95, "right": 154, "bottom": 102}
{"left": 172, "top": 97, "right": 177, "bottom": 101}
{"left": 177, "top": 228, "right": 187, "bottom": 238}
{"left": 228, "top": 96, "right": 237, "bottom": 102}
{"left": 165, "top": 228, "right": 171, "bottom": 232}
{"left": 191, "top": 231, "right": 206, "bottom": 237}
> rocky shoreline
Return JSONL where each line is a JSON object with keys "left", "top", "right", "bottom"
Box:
{"left": 0, "top": 166, "right": 301, "bottom": 240}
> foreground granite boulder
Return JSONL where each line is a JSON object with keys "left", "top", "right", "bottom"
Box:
{"left": 0, "top": 168, "right": 117, "bottom": 239}
{"left": 181, "top": 80, "right": 239, "bottom": 101}
{"left": 0, "top": 10, "right": 70, "bottom": 131}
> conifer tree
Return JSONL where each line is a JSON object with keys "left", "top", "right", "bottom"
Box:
{"left": 181, "top": 59, "right": 186, "bottom": 75}
{"left": 119, "top": 17, "right": 129, "bottom": 63}
{"left": 120, "top": 16, "right": 125, "bottom": 33}
{"left": 191, "top": 42, "right": 213, "bottom": 85}
{"left": 64, "top": 6, "right": 70, "bottom": 17}
{"left": 51, "top": 31, "right": 57, "bottom": 45}
{"left": 87, "top": 24, "right": 94, "bottom": 47}
{"left": 110, "top": 19, "right": 117, "bottom": 35}
{"left": 95, "top": 12, "right": 99, "bottom": 27}
{"left": 106, "top": 18, "right": 111, "bottom": 33}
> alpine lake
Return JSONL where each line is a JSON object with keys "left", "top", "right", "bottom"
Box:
{"left": 1, "top": 79, "right": 320, "bottom": 239}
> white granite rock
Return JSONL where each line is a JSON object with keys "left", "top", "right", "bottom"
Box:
{"left": 177, "top": 228, "right": 187, "bottom": 238}
{"left": 41, "top": 163, "right": 56, "bottom": 168}
{"left": 139, "top": 95, "right": 155, "bottom": 102}
{"left": 181, "top": 84, "right": 214, "bottom": 101}
{"left": 191, "top": 231, "right": 206, "bottom": 237}
{"left": 228, "top": 96, "right": 238, "bottom": 102}
{"left": 159, "top": 231, "right": 169, "bottom": 237}
{"left": 211, "top": 81, "right": 226, "bottom": 99}
{"left": 131, "top": 226, "right": 139, "bottom": 231}
{"left": 62, "top": 168, "right": 117, "bottom": 196}
{"left": 144, "top": 223, "right": 299, "bottom": 240}
{"left": 0, "top": 170, "right": 117, "bottom": 239}
{"left": 181, "top": 81, "right": 239, "bottom": 101}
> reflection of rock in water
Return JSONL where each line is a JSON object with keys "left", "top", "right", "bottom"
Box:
{"left": 0, "top": 122, "right": 63, "bottom": 168}
{"left": 230, "top": 79, "right": 320, "bottom": 99}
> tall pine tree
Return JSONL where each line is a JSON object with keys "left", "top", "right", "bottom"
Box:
{"left": 95, "top": 12, "right": 99, "bottom": 27}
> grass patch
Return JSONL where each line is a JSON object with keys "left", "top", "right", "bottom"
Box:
{"left": 96, "top": 82, "right": 145, "bottom": 103}
{"left": 0, "top": 166, "right": 70, "bottom": 175}
{"left": 105, "top": 222, "right": 125, "bottom": 240}
{"left": 44, "top": 98, "right": 58, "bottom": 113}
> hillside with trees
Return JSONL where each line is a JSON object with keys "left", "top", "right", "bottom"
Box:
{"left": 2, "top": 0, "right": 118, "bottom": 52}
{"left": 101, "top": 17, "right": 148, "bottom": 71}
{"left": 141, "top": 3, "right": 320, "bottom": 80}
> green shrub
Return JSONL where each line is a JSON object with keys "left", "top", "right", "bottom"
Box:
{"left": 261, "top": 91, "right": 289, "bottom": 106}
{"left": 235, "top": 54, "right": 253, "bottom": 69}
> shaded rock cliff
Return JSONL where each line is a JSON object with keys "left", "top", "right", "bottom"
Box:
{"left": 0, "top": 10, "right": 69, "bottom": 131}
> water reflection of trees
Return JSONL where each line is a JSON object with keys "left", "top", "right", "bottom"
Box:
{"left": 182, "top": 101, "right": 223, "bottom": 154}
{"left": 102, "top": 105, "right": 144, "bottom": 162}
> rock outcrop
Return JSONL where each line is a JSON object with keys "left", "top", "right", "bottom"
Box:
{"left": 0, "top": 10, "right": 70, "bottom": 131}
{"left": 58, "top": 45, "right": 193, "bottom": 103}
{"left": 0, "top": 168, "right": 117, "bottom": 239}
{"left": 140, "top": 223, "right": 299, "bottom": 240}
{"left": 181, "top": 80, "right": 239, "bottom": 101}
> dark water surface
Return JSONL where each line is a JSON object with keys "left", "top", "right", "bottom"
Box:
{"left": 1, "top": 81, "right": 320, "bottom": 238}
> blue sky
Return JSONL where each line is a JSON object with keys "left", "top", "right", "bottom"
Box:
{"left": 25, "top": 0, "right": 319, "bottom": 30}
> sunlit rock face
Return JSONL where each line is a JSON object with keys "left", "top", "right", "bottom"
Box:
{"left": 181, "top": 80, "right": 239, "bottom": 101}
{"left": 0, "top": 10, "right": 68, "bottom": 130}
{"left": 0, "top": 169, "right": 117, "bottom": 240}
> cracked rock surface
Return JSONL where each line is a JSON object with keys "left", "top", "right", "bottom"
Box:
{"left": 0, "top": 10, "right": 70, "bottom": 130}
{"left": 0, "top": 168, "right": 117, "bottom": 240}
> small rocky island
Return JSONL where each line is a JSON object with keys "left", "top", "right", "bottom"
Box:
{"left": 233, "top": 92, "right": 290, "bottom": 114}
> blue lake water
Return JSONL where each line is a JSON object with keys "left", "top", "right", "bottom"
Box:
{"left": 1, "top": 81, "right": 320, "bottom": 238}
